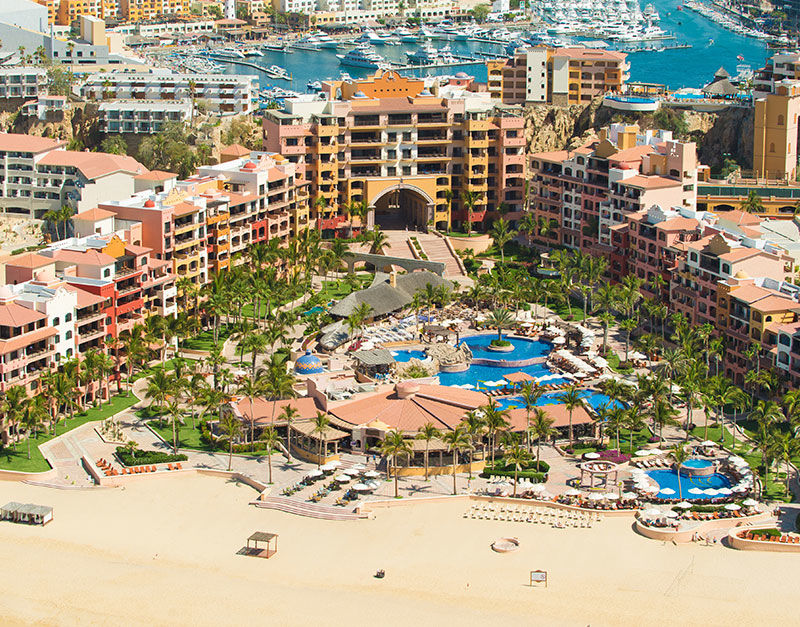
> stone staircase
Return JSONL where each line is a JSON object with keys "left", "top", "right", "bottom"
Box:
{"left": 252, "top": 496, "right": 367, "bottom": 520}
{"left": 381, "top": 230, "right": 465, "bottom": 277}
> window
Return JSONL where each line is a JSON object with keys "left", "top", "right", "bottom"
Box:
{"left": 778, "top": 114, "right": 785, "bottom": 126}
{"left": 65, "top": 330, "right": 72, "bottom": 340}
{"left": 103, "top": 268, "right": 111, "bottom": 278}
{"left": 64, "top": 313, "right": 72, "bottom": 322}
{"left": 52, "top": 316, "right": 59, "bottom": 326}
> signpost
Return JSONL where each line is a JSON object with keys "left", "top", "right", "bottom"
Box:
{"left": 529, "top": 570, "right": 548, "bottom": 587}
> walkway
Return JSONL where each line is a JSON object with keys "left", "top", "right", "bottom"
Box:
{"left": 382, "top": 230, "right": 467, "bottom": 279}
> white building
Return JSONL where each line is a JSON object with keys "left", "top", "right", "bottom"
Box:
{"left": 0, "top": 67, "right": 47, "bottom": 100}
{"left": 98, "top": 99, "right": 192, "bottom": 134}
{"left": 82, "top": 70, "right": 255, "bottom": 115}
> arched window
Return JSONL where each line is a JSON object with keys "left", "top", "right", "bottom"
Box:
{"left": 778, "top": 114, "right": 785, "bottom": 126}
{"left": 770, "top": 142, "right": 776, "bottom": 153}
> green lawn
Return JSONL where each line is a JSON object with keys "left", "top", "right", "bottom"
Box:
{"left": 179, "top": 325, "right": 234, "bottom": 352}
{"left": 689, "top": 423, "right": 793, "bottom": 502}
{"left": 0, "top": 392, "right": 138, "bottom": 473}
{"left": 570, "top": 428, "right": 652, "bottom": 455}
{"left": 141, "top": 408, "right": 215, "bottom": 452}
{"left": 605, "top": 352, "right": 634, "bottom": 375}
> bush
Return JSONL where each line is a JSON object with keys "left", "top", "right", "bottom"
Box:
{"left": 116, "top": 447, "right": 187, "bottom": 466}
{"left": 481, "top": 468, "right": 548, "bottom": 482}
{"left": 795, "top": 512, "right": 800, "bottom": 533}
{"left": 597, "top": 449, "right": 631, "bottom": 464}
{"left": 490, "top": 339, "right": 511, "bottom": 347}
{"left": 752, "top": 528, "right": 782, "bottom": 539}
{"left": 487, "top": 459, "right": 549, "bottom": 473}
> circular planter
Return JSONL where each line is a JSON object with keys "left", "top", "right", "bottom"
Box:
{"left": 439, "top": 362, "right": 470, "bottom": 373}
{"left": 487, "top": 343, "right": 515, "bottom": 353}
{"left": 491, "top": 537, "right": 520, "bottom": 553}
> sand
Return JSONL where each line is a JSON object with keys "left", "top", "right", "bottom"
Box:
{"left": 1, "top": 474, "right": 797, "bottom": 626}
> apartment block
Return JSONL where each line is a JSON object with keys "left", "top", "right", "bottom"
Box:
{"left": 118, "top": 0, "right": 190, "bottom": 20}
{"left": 753, "top": 80, "right": 800, "bottom": 181}
{"left": 98, "top": 99, "right": 192, "bottom": 135}
{"left": 0, "top": 132, "right": 146, "bottom": 219}
{"left": 491, "top": 46, "right": 629, "bottom": 106}
{"left": 0, "top": 67, "right": 47, "bottom": 100}
{"left": 263, "top": 70, "right": 525, "bottom": 235}
{"left": 754, "top": 51, "right": 800, "bottom": 98}
{"left": 82, "top": 71, "right": 255, "bottom": 115}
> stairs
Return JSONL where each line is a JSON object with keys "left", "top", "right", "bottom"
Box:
{"left": 381, "top": 230, "right": 466, "bottom": 277}
{"left": 252, "top": 496, "right": 368, "bottom": 520}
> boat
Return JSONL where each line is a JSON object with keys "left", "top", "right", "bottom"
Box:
{"left": 307, "top": 80, "right": 322, "bottom": 91}
{"left": 268, "top": 65, "right": 291, "bottom": 79}
{"left": 262, "top": 43, "right": 292, "bottom": 53}
{"left": 214, "top": 47, "right": 245, "bottom": 59}
{"left": 337, "top": 45, "right": 390, "bottom": 69}
{"left": 407, "top": 42, "right": 441, "bottom": 65}
{"left": 356, "top": 29, "right": 391, "bottom": 45}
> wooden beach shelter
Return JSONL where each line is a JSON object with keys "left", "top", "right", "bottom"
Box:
{"left": 245, "top": 532, "right": 278, "bottom": 559}
{"left": 502, "top": 372, "right": 535, "bottom": 389}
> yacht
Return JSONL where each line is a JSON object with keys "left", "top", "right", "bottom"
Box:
{"left": 268, "top": 65, "right": 291, "bottom": 79}
{"left": 407, "top": 42, "right": 441, "bottom": 64}
{"left": 356, "top": 29, "right": 391, "bottom": 45}
{"left": 337, "top": 45, "right": 390, "bottom": 69}
{"left": 214, "top": 47, "right": 245, "bottom": 58}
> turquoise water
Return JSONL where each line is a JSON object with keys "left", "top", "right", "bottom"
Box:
{"left": 683, "top": 459, "right": 712, "bottom": 469}
{"left": 391, "top": 349, "right": 427, "bottom": 362}
{"left": 647, "top": 469, "right": 731, "bottom": 500}
{"left": 494, "top": 389, "right": 622, "bottom": 411}
{"left": 437, "top": 361, "right": 565, "bottom": 388}
{"left": 301, "top": 305, "right": 326, "bottom": 316}
{"left": 215, "top": 0, "right": 769, "bottom": 96}
{"left": 461, "top": 336, "right": 553, "bottom": 361}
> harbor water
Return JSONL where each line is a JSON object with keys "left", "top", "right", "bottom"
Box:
{"left": 217, "top": 0, "right": 770, "bottom": 95}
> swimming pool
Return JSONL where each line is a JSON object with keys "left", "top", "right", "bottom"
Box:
{"left": 493, "top": 390, "right": 624, "bottom": 412}
{"left": 461, "top": 335, "right": 553, "bottom": 361}
{"left": 437, "top": 362, "right": 568, "bottom": 388}
{"left": 646, "top": 469, "right": 731, "bottom": 501}
{"left": 302, "top": 305, "right": 326, "bottom": 316}
{"left": 683, "top": 459, "right": 712, "bottom": 469}
{"left": 391, "top": 349, "right": 428, "bottom": 363}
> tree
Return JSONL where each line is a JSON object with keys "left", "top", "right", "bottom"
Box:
{"left": 486, "top": 308, "right": 514, "bottom": 344}
{"left": 379, "top": 430, "right": 412, "bottom": 498}
{"left": 100, "top": 136, "right": 128, "bottom": 155}
{"left": 165, "top": 400, "right": 182, "bottom": 454}
{"left": 277, "top": 404, "right": 300, "bottom": 462}
{"left": 529, "top": 408, "right": 555, "bottom": 471}
{"left": 670, "top": 444, "right": 690, "bottom": 500}
{"left": 21, "top": 396, "right": 46, "bottom": 460}
{"left": 470, "top": 3, "right": 490, "bottom": 22}
{"left": 556, "top": 384, "right": 583, "bottom": 445}
{"left": 415, "top": 422, "right": 441, "bottom": 481}
{"left": 481, "top": 398, "right": 510, "bottom": 465}
{"left": 489, "top": 217, "right": 517, "bottom": 265}
{"left": 740, "top": 189, "right": 764, "bottom": 213}
{"left": 619, "top": 318, "right": 638, "bottom": 363}
{"left": 503, "top": 444, "right": 532, "bottom": 497}
{"left": 259, "top": 426, "right": 280, "bottom": 484}
{"left": 441, "top": 426, "right": 473, "bottom": 495}
{"left": 518, "top": 381, "right": 544, "bottom": 450}
{"left": 460, "top": 190, "right": 482, "bottom": 236}
{"left": 311, "top": 411, "right": 331, "bottom": 467}
{"left": 219, "top": 412, "right": 241, "bottom": 471}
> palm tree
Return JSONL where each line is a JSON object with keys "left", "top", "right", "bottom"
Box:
{"left": 277, "top": 404, "right": 300, "bottom": 462}
{"left": 441, "top": 426, "right": 473, "bottom": 495}
{"left": 503, "top": 444, "right": 532, "bottom": 497}
{"left": 489, "top": 217, "right": 517, "bottom": 265}
{"left": 740, "top": 189, "right": 763, "bottom": 213}
{"left": 771, "top": 431, "right": 800, "bottom": 496}
{"left": 529, "top": 408, "right": 555, "bottom": 471}
{"left": 619, "top": 318, "right": 638, "bottom": 363}
{"left": 415, "top": 422, "right": 441, "bottom": 481}
{"left": 462, "top": 410, "right": 485, "bottom": 477}
{"left": 237, "top": 377, "right": 263, "bottom": 449}
{"left": 21, "top": 396, "right": 46, "bottom": 460}
{"left": 311, "top": 411, "right": 331, "bottom": 467}
{"left": 649, "top": 397, "right": 679, "bottom": 442}
{"left": 219, "top": 412, "right": 241, "bottom": 471}
{"left": 481, "top": 398, "right": 510, "bottom": 465}
{"left": 145, "top": 367, "right": 176, "bottom": 416}
{"left": 624, "top": 406, "right": 647, "bottom": 453}
{"left": 165, "top": 400, "right": 183, "bottom": 454}
{"left": 556, "top": 384, "right": 583, "bottom": 445}
{"left": 749, "top": 399, "right": 784, "bottom": 430}
{"left": 460, "top": 190, "right": 482, "bottom": 236}
{"left": 379, "top": 430, "right": 412, "bottom": 498}
{"left": 518, "top": 381, "right": 544, "bottom": 450}
{"left": 259, "top": 426, "right": 280, "bottom": 484}
{"left": 670, "top": 444, "right": 690, "bottom": 500}
{"left": 486, "top": 308, "right": 514, "bottom": 344}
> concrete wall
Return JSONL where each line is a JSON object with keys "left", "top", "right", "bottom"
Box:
{"left": 728, "top": 526, "right": 800, "bottom": 552}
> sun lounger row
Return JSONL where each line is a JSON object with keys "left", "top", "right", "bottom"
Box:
{"left": 742, "top": 531, "right": 800, "bottom": 543}
{"left": 631, "top": 457, "right": 670, "bottom": 468}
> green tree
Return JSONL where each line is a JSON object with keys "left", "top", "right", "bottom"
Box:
{"left": 556, "top": 384, "right": 583, "bottom": 445}
{"left": 442, "top": 426, "right": 473, "bottom": 495}
{"left": 503, "top": 444, "right": 532, "bottom": 497}
{"left": 100, "top": 136, "right": 128, "bottom": 155}
{"left": 415, "top": 421, "right": 441, "bottom": 481}
{"left": 489, "top": 217, "right": 517, "bottom": 265}
{"left": 670, "top": 444, "right": 690, "bottom": 500}
{"left": 379, "top": 430, "right": 412, "bottom": 498}
{"left": 259, "top": 426, "right": 280, "bottom": 484}
{"left": 219, "top": 412, "right": 241, "bottom": 471}
{"left": 311, "top": 411, "right": 331, "bottom": 467}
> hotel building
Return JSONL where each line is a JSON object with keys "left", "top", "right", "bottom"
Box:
{"left": 97, "top": 99, "right": 193, "bottom": 134}
{"left": 263, "top": 70, "right": 525, "bottom": 234}
{"left": 82, "top": 71, "right": 255, "bottom": 115}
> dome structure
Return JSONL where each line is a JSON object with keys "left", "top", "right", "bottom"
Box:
{"left": 455, "top": 72, "right": 469, "bottom": 79}
{"left": 294, "top": 350, "right": 324, "bottom": 374}
{"left": 243, "top": 161, "right": 257, "bottom": 170}
{"left": 352, "top": 90, "right": 368, "bottom": 99}
{"left": 144, "top": 199, "right": 156, "bottom": 208}
{"left": 418, "top": 88, "right": 433, "bottom": 97}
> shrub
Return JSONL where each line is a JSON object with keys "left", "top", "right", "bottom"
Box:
{"left": 597, "top": 449, "right": 630, "bottom": 464}
{"left": 490, "top": 339, "right": 511, "bottom": 347}
{"left": 752, "top": 528, "right": 782, "bottom": 539}
{"left": 488, "top": 459, "right": 549, "bottom": 473}
{"left": 116, "top": 447, "right": 188, "bottom": 466}
{"left": 480, "top": 468, "right": 548, "bottom": 482}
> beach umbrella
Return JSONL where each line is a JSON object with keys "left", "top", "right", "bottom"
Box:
{"left": 364, "top": 470, "right": 380, "bottom": 478}
{"left": 675, "top": 501, "right": 693, "bottom": 509}
{"left": 334, "top": 474, "right": 351, "bottom": 483}
{"left": 329, "top": 461, "right": 342, "bottom": 468}
{"left": 538, "top": 491, "right": 553, "bottom": 499}
{"left": 732, "top": 486, "right": 748, "bottom": 493}
{"left": 604, "top": 492, "right": 619, "bottom": 500}
{"left": 320, "top": 463, "right": 336, "bottom": 472}
{"left": 565, "top": 488, "right": 582, "bottom": 496}
{"left": 622, "top": 492, "right": 637, "bottom": 500}
{"left": 352, "top": 483, "right": 370, "bottom": 491}
{"left": 642, "top": 508, "right": 662, "bottom": 517}
{"left": 660, "top": 488, "right": 676, "bottom": 496}
{"left": 725, "top": 503, "right": 741, "bottom": 511}
{"left": 701, "top": 440, "right": 715, "bottom": 447}
{"left": 584, "top": 452, "right": 601, "bottom": 460}
{"left": 529, "top": 483, "right": 546, "bottom": 492}
{"left": 588, "top": 492, "right": 604, "bottom": 501}
{"left": 717, "top": 487, "right": 732, "bottom": 495}
{"left": 635, "top": 450, "right": 652, "bottom": 457}
{"left": 704, "top": 488, "right": 719, "bottom": 496}
{"left": 644, "top": 485, "right": 660, "bottom": 493}
{"left": 728, "top": 455, "right": 745, "bottom": 464}
{"left": 352, "top": 464, "right": 366, "bottom": 471}
{"left": 307, "top": 469, "right": 323, "bottom": 478}
{"left": 743, "top": 498, "right": 759, "bottom": 507}
{"left": 688, "top": 488, "right": 704, "bottom": 495}
{"left": 663, "top": 510, "right": 678, "bottom": 518}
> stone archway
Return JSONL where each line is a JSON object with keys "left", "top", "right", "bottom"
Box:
{"left": 370, "top": 183, "right": 436, "bottom": 230}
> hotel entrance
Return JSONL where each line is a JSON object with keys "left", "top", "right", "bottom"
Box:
{"left": 369, "top": 183, "right": 435, "bottom": 230}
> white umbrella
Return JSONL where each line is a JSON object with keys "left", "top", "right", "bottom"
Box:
{"left": 725, "top": 503, "right": 741, "bottom": 511}
{"left": 352, "top": 464, "right": 366, "bottom": 471}
{"left": 584, "top": 452, "right": 601, "bottom": 460}
{"left": 717, "top": 487, "right": 732, "bottom": 495}
{"left": 642, "top": 508, "right": 662, "bottom": 517}
{"left": 732, "top": 486, "right": 748, "bottom": 493}
{"left": 704, "top": 488, "right": 719, "bottom": 496}
{"left": 728, "top": 455, "right": 745, "bottom": 464}
{"left": 344, "top": 467, "right": 361, "bottom": 476}
{"left": 660, "top": 488, "right": 676, "bottom": 496}
{"left": 743, "top": 498, "right": 759, "bottom": 507}
{"left": 551, "top": 336, "right": 566, "bottom": 344}
{"left": 688, "top": 488, "right": 704, "bottom": 495}
{"left": 334, "top": 474, "right": 351, "bottom": 482}
{"left": 701, "top": 440, "right": 715, "bottom": 446}
{"left": 320, "top": 463, "right": 336, "bottom": 472}
{"left": 364, "top": 470, "right": 380, "bottom": 478}
{"left": 622, "top": 492, "right": 637, "bottom": 499}
{"left": 635, "top": 450, "right": 652, "bottom": 457}
{"left": 604, "top": 492, "right": 619, "bottom": 500}
{"left": 663, "top": 510, "right": 678, "bottom": 518}
{"left": 307, "top": 469, "right": 323, "bottom": 477}
{"left": 565, "top": 488, "right": 582, "bottom": 496}
{"left": 352, "top": 483, "right": 370, "bottom": 491}
{"left": 588, "top": 492, "right": 604, "bottom": 501}
{"left": 529, "top": 483, "right": 546, "bottom": 492}
{"left": 644, "top": 485, "right": 660, "bottom": 493}
{"left": 329, "top": 461, "right": 342, "bottom": 468}
{"left": 676, "top": 501, "right": 693, "bottom": 509}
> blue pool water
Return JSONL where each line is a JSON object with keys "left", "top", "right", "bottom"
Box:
{"left": 302, "top": 305, "right": 326, "bottom": 316}
{"left": 647, "top": 469, "right": 731, "bottom": 501}
{"left": 461, "top": 336, "right": 553, "bottom": 361}
{"left": 391, "top": 349, "right": 427, "bottom": 363}
{"left": 494, "top": 390, "right": 624, "bottom": 412}
{"left": 683, "top": 459, "right": 712, "bottom": 469}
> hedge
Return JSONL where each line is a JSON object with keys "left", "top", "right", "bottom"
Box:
{"left": 488, "top": 460, "right": 550, "bottom": 473}
{"left": 116, "top": 447, "right": 188, "bottom": 466}
{"left": 481, "top": 468, "right": 548, "bottom": 482}
{"left": 751, "top": 528, "right": 782, "bottom": 539}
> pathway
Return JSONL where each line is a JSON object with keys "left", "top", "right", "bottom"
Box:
{"left": 381, "top": 230, "right": 467, "bottom": 279}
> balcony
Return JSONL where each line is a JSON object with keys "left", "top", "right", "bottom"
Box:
{"left": 78, "top": 327, "right": 105, "bottom": 343}
{"left": 77, "top": 310, "right": 105, "bottom": 324}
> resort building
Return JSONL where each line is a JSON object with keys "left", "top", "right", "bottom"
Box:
{"left": 97, "top": 99, "right": 193, "bottom": 135}
{"left": 21, "top": 95, "right": 68, "bottom": 122}
{"left": 753, "top": 80, "right": 800, "bottom": 181}
{"left": 753, "top": 50, "right": 800, "bottom": 98}
{"left": 489, "top": 46, "right": 629, "bottom": 106}
{"left": 0, "top": 132, "right": 147, "bottom": 219}
{"left": 263, "top": 70, "right": 526, "bottom": 234}
{"left": 82, "top": 70, "right": 255, "bottom": 115}
{"left": 0, "top": 67, "right": 47, "bottom": 100}
{"left": 118, "top": 0, "right": 191, "bottom": 22}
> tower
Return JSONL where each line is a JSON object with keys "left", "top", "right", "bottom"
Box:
{"left": 753, "top": 79, "right": 800, "bottom": 181}
{"left": 225, "top": 0, "right": 235, "bottom": 20}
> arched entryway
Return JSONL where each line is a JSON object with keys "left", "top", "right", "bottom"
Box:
{"left": 370, "top": 184, "right": 435, "bottom": 230}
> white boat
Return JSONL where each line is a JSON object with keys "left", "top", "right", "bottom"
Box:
{"left": 214, "top": 47, "right": 245, "bottom": 59}
{"left": 337, "top": 45, "right": 390, "bottom": 69}
{"left": 407, "top": 42, "right": 441, "bottom": 64}
{"left": 356, "top": 29, "right": 391, "bottom": 45}
{"left": 269, "top": 65, "right": 291, "bottom": 79}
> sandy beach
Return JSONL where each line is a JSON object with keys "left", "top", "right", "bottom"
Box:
{"left": 1, "top": 474, "right": 797, "bottom": 626}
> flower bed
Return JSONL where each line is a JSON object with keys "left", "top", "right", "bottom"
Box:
{"left": 115, "top": 447, "right": 188, "bottom": 466}
{"left": 596, "top": 449, "right": 630, "bottom": 464}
